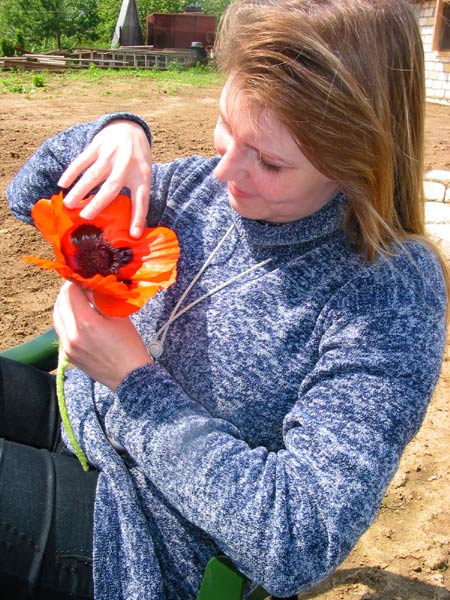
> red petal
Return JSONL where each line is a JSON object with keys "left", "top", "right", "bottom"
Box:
{"left": 119, "top": 227, "right": 180, "bottom": 280}
{"left": 26, "top": 192, "right": 180, "bottom": 318}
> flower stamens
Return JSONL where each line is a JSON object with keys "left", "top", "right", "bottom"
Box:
{"left": 68, "top": 224, "right": 133, "bottom": 279}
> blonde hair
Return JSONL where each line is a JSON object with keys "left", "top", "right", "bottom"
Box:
{"left": 216, "top": 0, "right": 449, "bottom": 302}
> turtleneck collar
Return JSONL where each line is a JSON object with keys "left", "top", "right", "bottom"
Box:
{"left": 232, "top": 192, "right": 348, "bottom": 249}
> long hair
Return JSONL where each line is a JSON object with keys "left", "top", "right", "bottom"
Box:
{"left": 216, "top": 0, "right": 449, "bottom": 303}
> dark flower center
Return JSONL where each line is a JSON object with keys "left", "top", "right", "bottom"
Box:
{"left": 69, "top": 224, "right": 133, "bottom": 279}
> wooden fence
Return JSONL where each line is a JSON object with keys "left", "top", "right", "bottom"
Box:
{"left": 0, "top": 47, "right": 193, "bottom": 72}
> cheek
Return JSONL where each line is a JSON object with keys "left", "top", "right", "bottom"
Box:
{"left": 252, "top": 172, "right": 283, "bottom": 198}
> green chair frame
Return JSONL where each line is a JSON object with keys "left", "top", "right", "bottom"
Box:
{"left": 1, "top": 327, "right": 59, "bottom": 371}
{"left": 0, "top": 329, "right": 271, "bottom": 600}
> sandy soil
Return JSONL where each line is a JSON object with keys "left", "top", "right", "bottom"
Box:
{"left": 0, "top": 76, "right": 449, "bottom": 600}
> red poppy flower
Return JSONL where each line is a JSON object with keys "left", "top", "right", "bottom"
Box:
{"left": 24, "top": 191, "right": 180, "bottom": 317}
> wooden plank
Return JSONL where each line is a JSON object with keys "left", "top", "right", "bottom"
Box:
{"left": 1, "top": 58, "right": 69, "bottom": 72}
{"left": 1, "top": 47, "right": 192, "bottom": 71}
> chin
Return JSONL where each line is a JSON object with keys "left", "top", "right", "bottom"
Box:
{"left": 229, "top": 196, "right": 268, "bottom": 221}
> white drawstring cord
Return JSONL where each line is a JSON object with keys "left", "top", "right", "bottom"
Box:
{"left": 148, "top": 224, "right": 271, "bottom": 359}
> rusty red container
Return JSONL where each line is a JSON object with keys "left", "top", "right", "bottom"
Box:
{"left": 146, "top": 12, "right": 216, "bottom": 50}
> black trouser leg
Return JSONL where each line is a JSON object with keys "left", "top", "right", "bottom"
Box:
{"left": 0, "top": 356, "right": 60, "bottom": 450}
{"left": 0, "top": 357, "right": 98, "bottom": 600}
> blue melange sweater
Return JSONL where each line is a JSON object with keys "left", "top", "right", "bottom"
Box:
{"left": 6, "top": 114, "right": 447, "bottom": 600}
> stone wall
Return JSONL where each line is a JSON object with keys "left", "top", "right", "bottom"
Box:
{"left": 412, "top": 0, "right": 450, "bottom": 104}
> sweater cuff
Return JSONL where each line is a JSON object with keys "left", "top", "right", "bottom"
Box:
{"left": 87, "top": 112, "right": 152, "bottom": 147}
{"left": 115, "top": 360, "right": 169, "bottom": 417}
{"left": 109, "top": 360, "right": 208, "bottom": 445}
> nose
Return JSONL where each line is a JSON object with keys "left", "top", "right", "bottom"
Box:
{"left": 214, "top": 140, "right": 246, "bottom": 182}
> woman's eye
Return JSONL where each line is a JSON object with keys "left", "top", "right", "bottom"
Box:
{"left": 257, "top": 153, "right": 281, "bottom": 173}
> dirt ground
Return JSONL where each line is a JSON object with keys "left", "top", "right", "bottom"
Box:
{"left": 0, "top": 77, "right": 449, "bottom": 599}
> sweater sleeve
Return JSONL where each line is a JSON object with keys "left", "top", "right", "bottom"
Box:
{"left": 6, "top": 112, "right": 151, "bottom": 224}
{"left": 104, "top": 272, "right": 446, "bottom": 596}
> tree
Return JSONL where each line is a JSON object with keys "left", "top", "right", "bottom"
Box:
{"left": 0, "top": 0, "right": 232, "bottom": 52}
{"left": 0, "top": 0, "right": 100, "bottom": 51}
{"left": 198, "top": 0, "right": 232, "bottom": 20}
{"left": 96, "top": 0, "right": 122, "bottom": 44}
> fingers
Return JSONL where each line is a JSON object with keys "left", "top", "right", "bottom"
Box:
{"left": 63, "top": 153, "right": 151, "bottom": 235}
{"left": 53, "top": 283, "right": 99, "bottom": 355}
{"left": 78, "top": 175, "right": 125, "bottom": 220}
{"left": 61, "top": 144, "right": 123, "bottom": 213}
{"left": 129, "top": 180, "right": 151, "bottom": 238}
{"left": 58, "top": 145, "right": 99, "bottom": 196}
{"left": 56, "top": 119, "right": 152, "bottom": 235}
{"left": 53, "top": 283, "right": 75, "bottom": 357}
{"left": 53, "top": 282, "right": 151, "bottom": 389}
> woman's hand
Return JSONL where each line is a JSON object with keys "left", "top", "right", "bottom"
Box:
{"left": 53, "top": 281, "right": 152, "bottom": 391}
{"left": 58, "top": 120, "right": 152, "bottom": 239}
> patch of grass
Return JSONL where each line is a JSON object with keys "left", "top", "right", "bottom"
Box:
{"left": 1, "top": 73, "right": 32, "bottom": 94}
{"left": 62, "top": 62, "right": 223, "bottom": 90}
{"left": 0, "top": 70, "right": 47, "bottom": 94}
{"left": 0, "top": 64, "right": 223, "bottom": 96}
{"left": 32, "top": 74, "right": 46, "bottom": 88}
{"left": 156, "top": 81, "right": 182, "bottom": 95}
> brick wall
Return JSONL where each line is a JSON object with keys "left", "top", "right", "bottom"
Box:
{"left": 412, "top": 0, "right": 450, "bottom": 104}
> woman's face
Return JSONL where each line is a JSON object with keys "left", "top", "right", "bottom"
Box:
{"left": 213, "top": 81, "right": 339, "bottom": 223}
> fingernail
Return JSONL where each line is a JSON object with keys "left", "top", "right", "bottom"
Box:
{"left": 131, "top": 225, "right": 142, "bottom": 238}
{"left": 63, "top": 198, "right": 75, "bottom": 209}
{"left": 80, "top": 208, "right": 94, "bottom": 220}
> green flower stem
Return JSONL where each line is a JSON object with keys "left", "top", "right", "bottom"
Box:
{"left": 56, "top": 344, "right": 89, "bottom": 472}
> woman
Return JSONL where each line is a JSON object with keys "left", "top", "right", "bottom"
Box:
{"left": 2, "top": 1, "right": 449, "bottom": 599}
